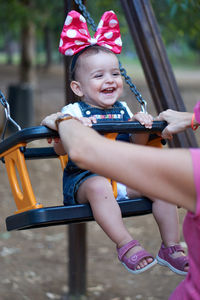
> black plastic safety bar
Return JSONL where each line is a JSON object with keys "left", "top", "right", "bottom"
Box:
{"left": 0, "top": 121, "right": 166, "bottom": 231}
{"left": 0, "top": 121, "right": 167, "bottom": 154}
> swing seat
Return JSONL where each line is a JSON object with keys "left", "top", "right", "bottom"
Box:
{"left": 0, "top": 121, "right": 166, "bottom": 231}
{"left": 6, "top": 197, "right": 152, "bottom": 231}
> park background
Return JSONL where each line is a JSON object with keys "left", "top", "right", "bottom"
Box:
{"left": 0, "top": 0, "right": 200, "bottom": 299}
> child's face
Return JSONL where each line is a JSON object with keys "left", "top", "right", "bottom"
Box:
{"left": 75, "top": 51, "right": 123, "bottom": 109}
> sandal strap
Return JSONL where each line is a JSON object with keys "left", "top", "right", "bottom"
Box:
{"left": 163, "top": 244, "right": 185, "bottom": 255}
{"left": 117, "top": 240, "right": 140, "bottom": 260}
{"left": 128, "top": 249, "right": 154, "bottom": 267}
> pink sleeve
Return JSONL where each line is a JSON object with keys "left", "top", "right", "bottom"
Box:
{"left": 194, "top": 101, "right": 200, "bottom": 124}
{"left": 190, "top": 149, "right": 200, "bottom": 216}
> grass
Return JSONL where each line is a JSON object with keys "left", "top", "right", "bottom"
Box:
{"left": 0, "top": 53, "right": 20, "bottom": 65}
{"left": 167, "top": 53, "right": 200, "bottom": 70}
{"left": 0, "top": 52, "right": 61, "bottom": 66}
{"left": 118, "top": 55, "right": 145, "bottom": 79}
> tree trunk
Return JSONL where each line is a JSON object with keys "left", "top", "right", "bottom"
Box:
{"left": 19, "top": 20, "right": 35, "bottom": 84}
{"left": 44, "top": 26, "right": 52, "bottom": 69}
{"left": 5, "top": 33, "right": 13, "bottom": 65}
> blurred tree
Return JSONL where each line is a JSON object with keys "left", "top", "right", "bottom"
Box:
{"left": 89, "top": 1, "right": 127, "bottom": 33}
{"left": 1, "top": 0, "right": 199, "bottom": 69}
{"left": 87, "top": 0, "right": 135, "bottom": 55}
{"left": 0, "top": 0, "right": 64, "bottom": 72}
{"left": 0, "top": 0, "right": 64, "bottom": 129}
{"left": 20, "top": 0, "right": 35, "bottom": 83}
{"left": 32, "top": 0, "right": 64, "bottom": 68}
{"left": 0, "top": 0, "right": 21, "bottom": 65}
{"left": 151, "top": 0, "right": 200, "bottom": 62}
{"left": 0, "top": 0, "right": 36, "bottom": 83}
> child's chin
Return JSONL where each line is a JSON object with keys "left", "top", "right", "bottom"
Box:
{"left": 102, "top": 95, "right": 116, "bottom": 102}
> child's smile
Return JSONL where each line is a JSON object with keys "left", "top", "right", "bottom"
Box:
{"left": 101, "top": 87, "right": 116, "bottom": 94}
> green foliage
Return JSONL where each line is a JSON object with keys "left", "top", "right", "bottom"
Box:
{"left": 1, "top": 0, "right": 199, "bottom": 66}
{"left": 0, "top": 0, "right": 64, "bottom": 61}
{"left": 151, "top": 0, "right": 200, "bottom": 53}
{"left": 87, "top": 0, "right": 135, "bottom": 54}
{"left": 0, "top": 0, "right": 23, "bottom": 36}
{"left": 87, "top": 0, "right": 128, "bottom": 35}
{"left": 0, "top": 0, "right": 64, "bottom": 29}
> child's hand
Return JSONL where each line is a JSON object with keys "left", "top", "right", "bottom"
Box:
{"left": 78, "top": 116, "right": 97, "bottom": 127}
{"left": 132, "top": 112, "right": 153, "bottom": 129}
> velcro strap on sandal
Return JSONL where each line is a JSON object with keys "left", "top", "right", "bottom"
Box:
{"left": 168, "top": 245, "right": 185, "bottom": 255}
{"left": 117, "top": 240, "right": 140, "bottom": 260}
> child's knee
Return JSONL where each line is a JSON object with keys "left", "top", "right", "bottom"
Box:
{"left": 87, "top": 176, "right": 112, "bottom": 195}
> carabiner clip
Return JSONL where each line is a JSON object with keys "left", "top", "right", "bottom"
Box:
{"left": 140, "top": 100, "right": 147, "bottom": 114}
{"left": 0, "top": 91, "right": 21, "bottom": 141}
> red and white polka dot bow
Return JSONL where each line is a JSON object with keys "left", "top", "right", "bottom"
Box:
{"left": 59, "top": 10, "right": 122, "bottom": 56}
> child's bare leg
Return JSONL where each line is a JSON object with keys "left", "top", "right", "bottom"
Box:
{"left": 152, "top": 199, "right": 189, "bottom": 272}
{"left": 152, "top": 199, "right": 179, "bottom": 245}
{"left": 76, "top": 176, "right": 153, "bottom": 270}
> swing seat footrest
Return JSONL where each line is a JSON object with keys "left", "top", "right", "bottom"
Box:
{"left": 6, "top": 197, "right": 152, "bottom": 231}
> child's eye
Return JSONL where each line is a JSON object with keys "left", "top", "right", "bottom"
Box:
{"left": 94, "top": 74, "right": 103, "bottom": 78}
{"left": 113, "top": 72, "right": 120, "bottom": 76}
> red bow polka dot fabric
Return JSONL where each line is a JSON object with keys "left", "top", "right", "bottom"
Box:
{"left": 59, "top": 10, "right": 122, "bottom": 56}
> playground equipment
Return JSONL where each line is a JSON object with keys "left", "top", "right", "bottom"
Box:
{"left": 0, "top": 0, "right": 198, "bottom": 298}
{"left": 0, "top": 90, "right": 167, "bottom": 231}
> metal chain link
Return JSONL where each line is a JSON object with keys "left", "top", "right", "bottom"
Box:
{"left": 74, "top": 0, "right": 97, "bottom": 32}
{"left": 73, "top": 0, "right": 147, "bottom": 112}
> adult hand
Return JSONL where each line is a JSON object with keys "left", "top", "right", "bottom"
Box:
{"left": 156, "top": 109, "right": 193, "bottom": 139}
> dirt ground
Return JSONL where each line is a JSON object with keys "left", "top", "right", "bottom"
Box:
{"left": 0, "top": 64, "right": 200, "bottom": 300}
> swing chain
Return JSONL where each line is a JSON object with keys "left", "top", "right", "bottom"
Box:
{"left": 0, "top": 90, "right": 21, "bottom": 141}
{"left": 73, "top": 0, "right": 148, "bottom": 113}
{"left": 74, "top": 0, "right": 97, "bottom": 32}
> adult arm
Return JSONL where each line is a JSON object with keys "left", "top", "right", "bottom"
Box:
{"left": 44, "top": 111, "right": 97, "bottom": 156}
{"left": 42, "top": 114, "right": 196, "bottom": 213}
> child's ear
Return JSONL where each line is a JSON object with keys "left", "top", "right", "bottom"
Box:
{"left": 70, "top": 81, "right": 83, "bottom": 97}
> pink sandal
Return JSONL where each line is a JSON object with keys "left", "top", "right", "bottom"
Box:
{"left": 117, "top": 240, "right": 157, "bottom": 274}
{"left": 156, "top": 243, "right": 189, "bottom": 276}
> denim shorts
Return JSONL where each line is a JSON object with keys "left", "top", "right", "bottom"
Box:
{"left": 63, "top": 166, "right": 97, "bottom": 205}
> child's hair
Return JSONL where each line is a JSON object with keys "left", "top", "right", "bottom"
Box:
{"left": 70, "top": 45, "right": 117, "bottom": 81}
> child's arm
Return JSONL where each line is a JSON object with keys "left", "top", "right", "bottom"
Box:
{"left": 48, "top": 137, "right": 67, "bottom": 156}
{"left": 129, "top": 112, "right": 153, "bottom": 145}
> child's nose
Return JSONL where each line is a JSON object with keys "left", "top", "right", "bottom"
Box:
{"left": 105, "top": 74, "right": 114, "bottom": 83}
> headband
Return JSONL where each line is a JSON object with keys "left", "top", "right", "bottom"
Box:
{"left": 59, "top": 10, "right": 122, "bottom": 57}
